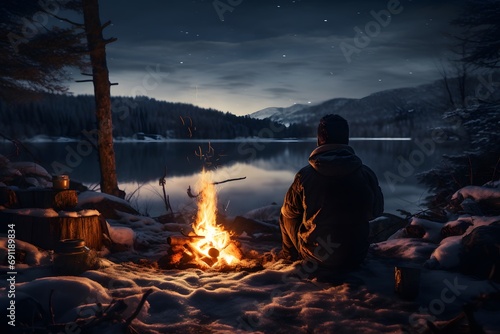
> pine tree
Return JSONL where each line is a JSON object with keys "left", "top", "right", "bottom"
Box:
{"left": 0, "top": 1, "right": 87, "bottom": 101}
{"left": 418, "top": 0, "right": 500, "bottom": 209}
{"left": 451, "top": 0, "right": 500, "bottom": 69}
{"left": 0, "top": 0, "right": 123, "bottom": 198}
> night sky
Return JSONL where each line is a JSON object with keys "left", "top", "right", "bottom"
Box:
{"left": 69, "top": 0, "right": 465, "bottom": 115}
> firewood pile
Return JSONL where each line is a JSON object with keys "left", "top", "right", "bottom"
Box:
{"left": 158, "top": 233, "right": 244, "bottom": 270}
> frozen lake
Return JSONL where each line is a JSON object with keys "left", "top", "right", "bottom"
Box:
{"left": 1, "top": 139, "right": 462, "bottom": 217}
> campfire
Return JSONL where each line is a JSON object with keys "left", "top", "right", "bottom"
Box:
{"left": 164, "top": 169, "right": 243, "bottom": 269}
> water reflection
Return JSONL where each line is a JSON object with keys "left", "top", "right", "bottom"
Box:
{"left": 1, "top": 140, "right": 462, "bottom": 217}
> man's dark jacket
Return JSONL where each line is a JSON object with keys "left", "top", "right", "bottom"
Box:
{"left": 280, "top": 144, "right": 384, "bottom": 269}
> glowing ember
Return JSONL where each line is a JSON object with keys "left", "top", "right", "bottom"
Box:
{"left": 190, "top": 169, "right": 240, "bottom": 267}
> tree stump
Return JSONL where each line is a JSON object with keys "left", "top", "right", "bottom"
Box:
{"left": 0, "top": 210, "right": 106, "bottom": 250}
{"left": 0, "top": 187, "right": 18, "bottom": 208}
{"left": 15, "top": 189, "right": 78, "bottom": 210}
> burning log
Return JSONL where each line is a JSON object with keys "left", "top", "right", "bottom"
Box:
{"left": 167, "top": 235, "right": 204, "bottom": 246}
{"left": 221, "top": 241, "right": 243, "bottom": 261}
{"left": 183, "top": 243, "right": 220, "bottom": 267}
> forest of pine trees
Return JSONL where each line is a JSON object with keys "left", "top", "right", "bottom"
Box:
{"left": 0, "top": 94, "right": 314, "bottom": 140}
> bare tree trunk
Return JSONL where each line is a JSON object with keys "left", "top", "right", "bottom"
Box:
{"left": 82, "top": 0, "right": 123, "bottom": 198}
{"left": 442, "top": 73, "right": 455, "bottom": 108}
{"left": 457, "top": 44, "right": 468, "bottom": 107}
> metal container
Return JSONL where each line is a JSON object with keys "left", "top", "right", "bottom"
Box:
{"left": 52, "top": 175, "right": 70, "bottom": 190}
{"left": 394, "top": 265, "right": 421, "bottom": 300}
{"left": 53, "top": 239, "right": 90, "bottom": 275}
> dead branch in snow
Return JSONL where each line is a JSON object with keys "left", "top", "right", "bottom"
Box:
{"left": 13, "top": 288, "right": 154, "bottom": 333}
{"left": 187, "top": 177, "right": 247, "bottom": 198}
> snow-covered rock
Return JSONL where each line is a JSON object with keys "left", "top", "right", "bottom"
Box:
{"left": 0, "top": 237, "right": 50, "bottom": 266}
{"left": 425, "top": 236, "right": 462, "bottom": 269}
{"left": 452, "top": 185, "right": 500, "bottom": 204}
{"left": 0, "top": 156, "right": 52, "bottom": 188}
{"left": 408, "top": 217, "right": 443, "bottom": 243}
{"left": 107, "top": 223, "right": 136, "bottom": 248}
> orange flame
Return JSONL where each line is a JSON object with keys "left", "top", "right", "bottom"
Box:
{"left": 191, "top": 169, "right": 239, "bottom": 267}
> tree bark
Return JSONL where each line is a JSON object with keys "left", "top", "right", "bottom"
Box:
{"left": 82, "top": 0, "right": 123, "bottom": 198}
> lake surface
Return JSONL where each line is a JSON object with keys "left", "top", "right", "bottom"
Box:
{"left": 1, "top": 139, "right": 463, "bottom": 217}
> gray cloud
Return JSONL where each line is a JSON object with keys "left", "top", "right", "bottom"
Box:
{"left": 69, "top": 0, "right": 468, "bottom": 115}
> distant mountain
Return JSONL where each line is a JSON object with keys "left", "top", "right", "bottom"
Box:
{"left": 248, "top": 79, "right": 456, "bottom": 137}
{"left": 251, "top": 98, "right": 356, "bottom": 125}
{"left": 250, "top": 103, "right": 315, "bottom": 123}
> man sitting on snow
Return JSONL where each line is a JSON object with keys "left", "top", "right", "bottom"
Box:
{"left": 279, "top": 114, "right": 384, "bottom": 272}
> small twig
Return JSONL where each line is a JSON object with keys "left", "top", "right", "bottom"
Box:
{"left": 125, "top": 289, "right": 153, "bottom": 326}
{"left": 101, "top": 20, "right": 112, "bottom": 30}
{"left": 40, "top": 9, "right": 84, "bottom": 27}
{"left": 492, "top": 155, "right": 500, "bottom": 181}
{"left": 468, "top": 155, "right": 474, "bottom": 185}
{"left": 159, "top": 166, "right": 173, "bottom": 213}
{"left": 49, "top": 289, "right": 55, "bottom": 325}
{"left": 0, "top": 132, "right": 38, "bottom": 162}
{"left": 79, "top": 299, "right": 127, "bottom": 329}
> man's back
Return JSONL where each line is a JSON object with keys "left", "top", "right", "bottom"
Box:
{"left": 281, "top": 144, "right": 383, "bottom": 269}
{"left": 280, "top": 114, "right": 384, "bottom": 271}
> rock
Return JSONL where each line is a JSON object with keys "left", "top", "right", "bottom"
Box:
{"left": 451, "top": 185, "right": 500, "bottom": 215}
{"left": 460, "top": 224, "right": 500, "bottom": 282}
{"left": 441, "top": 219, "right": 473, "bottom": 238}
{"left": 368, "top": 213, "right": 408, "bottom": 243}
{"left": 405, "top": 224, "right": 426, "bottom": 239}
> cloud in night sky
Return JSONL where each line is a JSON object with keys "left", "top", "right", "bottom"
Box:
{"left": 68, "top": 0, "right": 466, "bottom": 115}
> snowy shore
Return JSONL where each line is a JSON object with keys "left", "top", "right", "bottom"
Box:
{"left": 1, "top": 159, "right": 499, "bottom": 333}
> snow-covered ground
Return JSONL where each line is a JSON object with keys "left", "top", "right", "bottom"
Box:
{"left": 1, "top": 184, "right": 500, "bottom": 333}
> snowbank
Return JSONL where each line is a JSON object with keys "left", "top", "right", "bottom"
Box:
{"left": 79, "top": 190, "right": 131, "bottom": 207}
{"left": 1, "top": 190, "right": 499, "bottom": 333}
{"left": 107, "top": 223, "right": 135, "bottom": 248}
{"left": 3, "top": 208, "right": 100, "bottom": 218}
{"left": 0, "top": 237, "right": 50, "bottom": 266}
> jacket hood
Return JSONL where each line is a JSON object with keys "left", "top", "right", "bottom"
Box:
{"left": 308, "top": 144, "right": 362, "bottom": 177}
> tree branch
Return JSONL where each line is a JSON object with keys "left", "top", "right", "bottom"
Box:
{"left": 104, "top": 37, "right": 118, "bottom": 45}
{"left": 213, "top": 177, "right": 246, "bottom": 185}
{"left": 101, "top": 20, "right": 112, "bottom": 30}
{"left": 125, "top": 289, "right": 153, "bottom": 326}
{"left": 41, "top": 10, "right": 85, "bottom": 27}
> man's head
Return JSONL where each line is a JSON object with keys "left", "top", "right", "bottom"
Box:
{"left": 317, "top": 114, "right": 349, "bottom": 146}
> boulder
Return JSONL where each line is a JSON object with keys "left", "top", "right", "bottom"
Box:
{"left": 440, "top": 219, "right": 473, "bottom": 238}
{"left": 460, "top": 224, "right": 500, "bottom": 281}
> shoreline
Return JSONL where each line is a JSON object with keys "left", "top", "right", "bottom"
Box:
{"left": 0, "top": 136, "right": 413, "bottom": 144}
